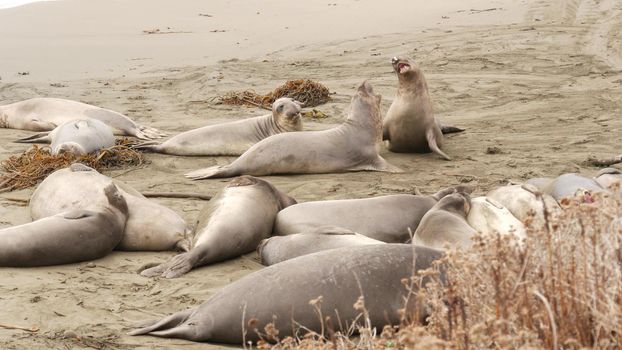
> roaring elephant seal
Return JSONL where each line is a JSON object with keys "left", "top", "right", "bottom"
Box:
{"left": 0, "top": 97, "right": 165, "bottom": 139}
{"left": 136, "top": 98, "right": 303, "bottom": 156}
{"left": 413, "top": 192, "right": 476, "bottom": 250}
{"left": 129, "top": 244, "right": 444, "bottom": 344}
{"left": 487, "top": 184, "right": 560, "bottom": 229}
{"left": 466, "top": 197, "right": 526, "bottom": 240}
{"left": 0, "top": 183, "right": 128, "bottom": 267}
{"left": 382, "top": 56, "right": 452, "bottom": 160}
{"left": 141, "top": 176, "right": 296, "bottom": 278}
{"left": 30, "top": 164, "right": 190, "bottom": 251}
{"left": 15, "top": 118, "right": 115, "bottom": 155}
{"left": 258, "top": 230, "right": 384, "bottom": 266}
{"left": 273, "top": 187, "right": 463, "bottom": 243}
{"left": 595, "top": 168, "right": 622, "bottom": 191}
{"left": 542, "top": 173, "right": 605, "bottom": 202}
{"left": 185, "top": 81, "right": 401, "bottom": 179}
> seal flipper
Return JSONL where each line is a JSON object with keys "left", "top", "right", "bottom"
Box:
{"left": 440, "top": 125, "right": 465, "bottom": 134}
{"left": 61, "top": 210, "right": 96, "bottom": 220}
{"left": 27, "top": 118, "right": 57, "bottom": 131}
{"left": 133, "top": 140, "right": 164, "bottom": 153}
{"left": 128, "top": 307, "right": 196, "bottom": 336}
{"left": 185, "top": 165, "right": 238, "bottom": 180}
{"left": 14, "top": 132, "right": 51, "bottom": 144}
{"left": 348, "top": 156, "right": 403, "bottom": 173}
{"left": 426, "top": 128, "right": 451, "bottom": 160}
{"left": 141, "top": 250, "right": 199, "bottom": 278}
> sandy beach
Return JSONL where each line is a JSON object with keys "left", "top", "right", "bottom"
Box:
{"left": 0, "top": 0, "right": 621, "bottom": 348}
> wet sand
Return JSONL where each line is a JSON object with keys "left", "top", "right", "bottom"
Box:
{"left": 1, "top": 0, "right": 621, "bottom": 348}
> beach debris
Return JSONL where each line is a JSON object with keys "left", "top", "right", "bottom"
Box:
{"left": 0, "top": 139, "right": 144, "bottom": 193}
{"left": 0, "top": 323, "right": 39, "bottom": 333}
{"left": 302, "top": 109, "right": 329, "bottom": 119}
{"left": 218, "top": 79, "right": 331, "bottom": 109}
{"left": 142, "top": 28, "right": 192, "bottom": 35}
{"left": 586, "top": 154, "right": 622, "bottom": 167}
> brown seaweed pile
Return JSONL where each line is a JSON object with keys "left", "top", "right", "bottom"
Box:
{"left": 0, "top": 139, "right": 144, "bottom": 192}
{"left": 218, "top": 79, "right": 331, "bottom": 109}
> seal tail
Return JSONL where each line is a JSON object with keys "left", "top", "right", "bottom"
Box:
{"left": 426, "top": 129, "right": 451, "bottom": 161}
{"left": 185, "top": 165, "right": 237, "bottom": 180}
{"left": 133, "top": 140, "right": 164, "bottom": 153}
{"left": 128, "top": 308, "right": 195, "bottom": 336}
{"left": 14, "top": 132, "right": 51, "bottom": 144}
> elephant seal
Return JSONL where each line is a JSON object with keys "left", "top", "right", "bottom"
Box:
{"left": 524, "top": 177, "right": 554, "bottom": 192}
{"left": 595, "top": 168, "right": 622, "bottom": 191}
{"left": 413, "top": 192, "right": 476, "bottom": 250}
{"left": 542, "top": 173, "right": 605, "bottom": 201}
{"left": 466, "top": 197, "right": 526, "bottom": 240}
{"left": 0, "top": 97, "right": 165, "bottom": 139}
{"left": 129, "top": 244, "right": 444, "bottom": 344}
{"left": 0, "top": 183, "right": 128, "bottom": 267}
{"left": 16, "top": 118, "right": 115, "bottom": 156}
{"left": 136, "top": 98, "right": 303, "bottom": 156}
{"left": 274, "top": 187, "right": 462, "bottom": 243}
{"left": 141, "top": 176, "right": 296, "bottom": 278}
{"left": 185, "top": 81, "right": 401, "bottom": 179}
{"left": 258, "top": 230, "right": 385, "bottom": 266}
{"left": 487, "top": 184, "right": 560, "bottom": 229}
{"left": 30, "top": 164, "right": 190, "bottom": 251}
{"left": 382, "top": 56, "right": 451, "bottom": 160}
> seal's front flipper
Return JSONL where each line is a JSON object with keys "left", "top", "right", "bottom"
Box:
{"left": 27, "top": 118, "right": 56, "bottom": 131}
{"left": 61, "top": 210, "right": 96, "bottom": 220}
{"left": 426, "top": 129, "right": 451, "bottom": 161}
{"left": 14, "top": 132, "right": 51, "bottom": 144}
{"left": 349, "top": 156, "right": 403, "bottom": 173}
{"left": 440, "top": 125, "right": 465, "bottom": 134}
{"left": 133, "top": 141, "right": 163, "bottom": 153}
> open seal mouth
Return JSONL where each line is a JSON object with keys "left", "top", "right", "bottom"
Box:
{"left": 397, "top": 63, "right": 411, "bottom": 74}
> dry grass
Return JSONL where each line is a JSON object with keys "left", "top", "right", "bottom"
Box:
{"left": 218, "top": 79, "right": 331, "bottom": 109}
{"left": 0, "top": 139, "right": 144, "bottom": 192}
{"left": 256, "top": 190, "right": 622, "bottom": 349}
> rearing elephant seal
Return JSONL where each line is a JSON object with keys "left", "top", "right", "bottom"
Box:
{"left": 15, "top": 118, "right": 115, "bottom": 156}
{"left": 185, "top": 81, "right": 401, "bottom": 179}
{"left": 30, "top": 164, "right": 190, "bottom": 251}
{"left": 413, "top": 192, "right": 476, "bottom": 250}
{"left": 258, "top": 230, "right": 385, "bottom": 266}
{"left": 136, "top": 98, "right": 303, "bottom": 156}
{"left": 0, "top": 183, "right": 128, "bottom": 267}
{"left": 274, "top": 187, "right": 463, "bottom": 243}
{"left": 0, "top": 97, "right": 165, "bottom": 139}
{"left": 129, "top": 244, "right": 444, "bottom": 344}
{"left": 141, "top": 176, "right": 296, "bottom": 278}
{"left": 383, "top": 56, "right": 451, "bottom": 160}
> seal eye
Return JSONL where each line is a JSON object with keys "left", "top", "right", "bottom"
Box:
{"left": 277, "top": 105, "right": 284, "bottom": 112}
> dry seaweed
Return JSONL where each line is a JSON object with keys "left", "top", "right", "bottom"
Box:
{"left": 0, "top": 139, "right": 144, "bottom": 192}
{"left": 218, "top": 79, "right": 331, "bottom": 109}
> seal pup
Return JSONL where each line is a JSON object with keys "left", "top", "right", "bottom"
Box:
{"left": 382, "top": 56, "right": 451, "bottom": 160}
{"left": 413, "top": 192, "right": 476, "bottom": 250}
{"left": 129, "top": 244, "right": 444, "bottom": 344}
{"left": 258, "top": 230, "right": 385, "bottom": 266}
{"left": 141, "top": 176, "right": 296, "bottom": 278}
{"left": 0, "top": 97, "right": 165, "bottom": 139}
{"left": 0, "top": 183, "right": 128, "bottom": 267}
{"left": 136, "top": 98, "right": 303, "bottom": 156}
{"left": 542, "top": 173, "right": 605, "bottom": 201}
{"left": 466, "top": 197, "right": 526, "bottom": 240}
{"left": 185, "top": 81, "right": 401, "bottom": 179}
{"left": 487, "top": 184, "right": 560, "bottom": 229}
{"left": 595, "top": 168, "right": 622, "bottom": 192}
{"left": 30, "top": 164, "right": 190, "bottom": 251}
{"left": 16, "top": 118, "right": 115, "bottom": 156}
{"left": 274, "top": 187, "right": 463, "bottom": 243}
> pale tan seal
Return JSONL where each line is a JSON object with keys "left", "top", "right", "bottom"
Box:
{"left": 0, "top": 183, "right": 128, "bottom": 267}
{"left": 141, "top": 176, "right": 296, "bottom": 278}
{"left": 15, "top": 118, "right": 115, "bottom": 155}
{"left": 136, "top": 98, "right": 302, "bottom": 156}
{"left": 30, "top": 164, "right": 190, "bottom": 251}
{"left": 382, "top": 56, "right": 451, "bottom": 160}
{"left": 413, "top": 192, "right": 476, "bottom": 250}
{"left": 185, "top": 81, "right": 401, "bottom": 179}
{"left": 542, "top": 173, "right": 606, "bottom": 202}
{"left": 487, "top": 184, "right": 560, "bottom": 229}
{"left": 258, "top": 230, "right": 385, "bottom": 266}
{"left": 0, "top": 97, "right": 165, "bottom": 139}
{"left": 466, "top": 196, "right": 526, "bottom": 240}
{"left": 129, "top": 244, "right": 444, "bottom": 344}
{"left": 273, "top": 187, "right": 463, "bottom": 243}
